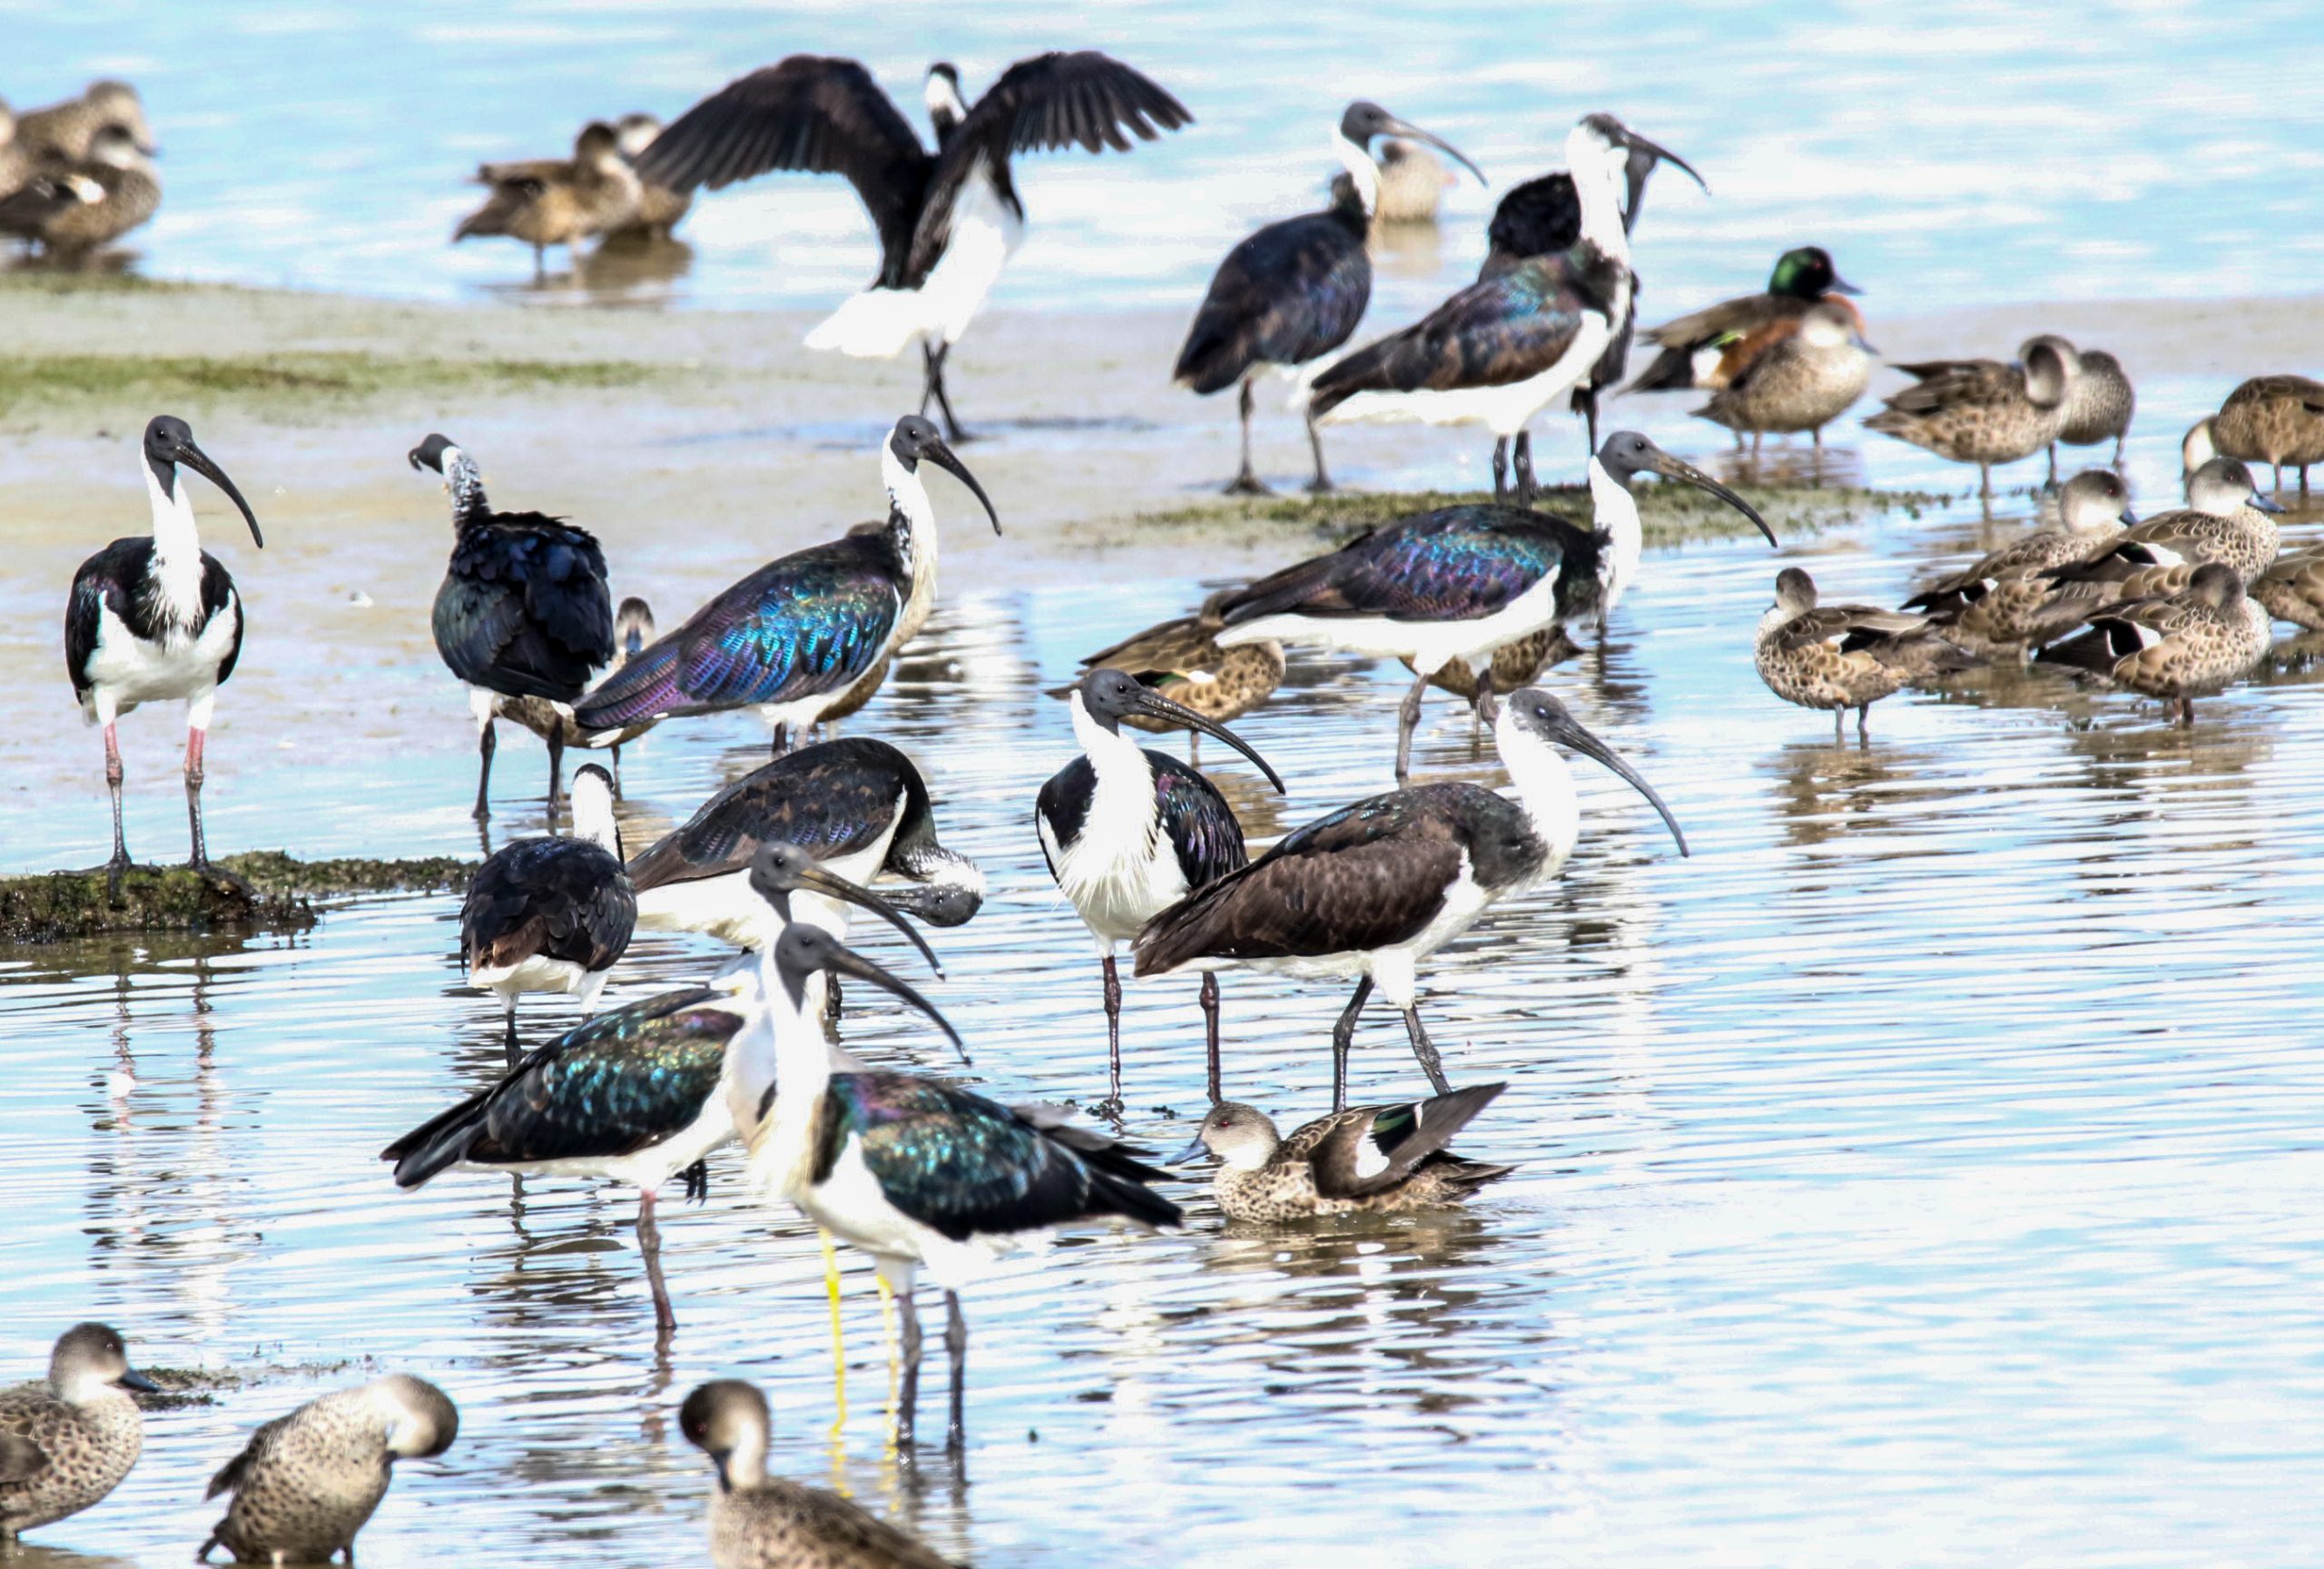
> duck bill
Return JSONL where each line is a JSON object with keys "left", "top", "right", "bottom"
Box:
{"left": 1645, "top": 449, "right": 1775, "bottom": 547}
{"left": 1828, "top": 274, "right": 1864, "bottom": 297}
{"left": 921, "top": 439, "right": 1002, "bottom": 535}
{"left": 817, "top": 940, "right": 969, "bottom": 1063}
{"left": 1548, "top": 713, "right": 1689, "bottom": 857}
{"left": 1620, "top": 130, "right": 1705, "bottom": 193}
{"left": 1129, "top": 688, "right": 1285, "bottom": 793}
{"left": 1383, "top": 117, "right": 1486, "bottom": 188}
{"left": 793, "top": 863, "right": 946, "bottom": 980}
{"left": 1168, "top": 1137, "right": 1214, "bottom": 1167}
{"left": 2250, "top": 492, "right": 2289, "bottom": 515}
{"left": 117, "top": 1367, "right": 160, "bottom": 1394}
{"left": 180, "top": 441, "right": 264, "bottom": 548}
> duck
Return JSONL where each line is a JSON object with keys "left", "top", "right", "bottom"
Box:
{"left": 2209, "top": 375, "right": 2324, "bottom": 495}
{"left": 12, "top": 80, "right": 156, "bottom": 163}
{"left": 2253, "top": 546, "right": 2324, "bottom": 631}
{"left": 0, "top": 124, "right": 160, "bottom": 259}
{"left": 1172, "top": 1083, "right": 1514, "bottom": 1223}
{"left": 197, "top": 1376, "right": 457, "bottom": 1565}
{"left": 679, "top": 1381, "right": 960, "bottom": 1569}
{"left": 1904, "top": 469, "right": 2134, "bottom": 657}
{"left": 455, "top": 121, "right": 642, "bottom": 278}
{"left": 1056, "top": 590, "right": 1285, "bottom": 745}
{"left": 2034, "top": 563, "right": 2269, "bottom": 725}
{"left": 1372, "top": 138, "right": 1458, "bottom": 225}
{"left": 2018, "top": 458, "right": 2284, "bottom": 644}
{"left": 2052, "top": 346, "right": 2133, "bottom": 469}
{"left": 609, "top": 113, "right": 690, "bottom": 241}
{"left": 1754, "top": 567, "right": 1980, "bottom": 740}
{"left": 1690, "top": 297, "right": 1876, "bottom": 454}
{"left": 1628, "top": 245, "right": 1860, "bottom": 395}
{"left": 0, "top": 100, "right": 29, "bottom": 202}
{"left": 1864, "top": 335, "right": 2075, "bottom": 495}
{"left": 0, "top": 1323, "right": 157, "bottom": 1544}
{"left": 460, "top": 764, "right": 635, "bottom": 1061}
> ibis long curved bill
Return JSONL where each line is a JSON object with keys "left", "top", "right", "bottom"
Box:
{"left": 179, "top": 439, "right": 263, "bottom": 548}
{"left": 746, "top": 843, "right": 947, "bottom": 980}
{"left": 1379, "top": 115, "right": 1487, "bottom": 189}
{"left": 1637, "top": 442, "right": 1775, "bottom": 548}
{"left": 1127, "top": 686, "right": 1285, "bottom": 793}
{"left": 789, "top": 926, "right": 968, "bottom": 1063}
{"left": 1544, "top": 706, "right": 1689, "bottom": 857}
{"left": 920, "top": 436, "right": 1001, "bottom": 535}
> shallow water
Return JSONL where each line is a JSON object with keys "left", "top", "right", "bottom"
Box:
{"left": 9, "top": 1, "right": 2324, "bottom": 318}
{"left": 6, "top": 358, "right": 2324, "bottom": 1569}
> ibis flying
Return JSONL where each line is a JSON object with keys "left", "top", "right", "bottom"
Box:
{"left": 1175, "top": 101, "right": 1482, "bottom": 494}
{"left": 66, "top": 416, "right": 263, "bottom": 904}
{"left": 1307, "top": 114, "right": 1695, "bottom": 501}
{"left": 1036, "top": 667, "right": 1285, "bottom": 1112}
{"left": 743, "top": 923, "right": 1180, "bottom": 1454}
{"left": 409, "top": 433, "right": 615, "bottom": 820}
{"left": 459, "top": 764, "right": 635, "bottom": 1061}
{"left": 1136, "top": 689, "right": 1687, "bottom": 1110}
{"left": 627, "top": 737, "right": 984, "bottom": 957}
{"left": 1211, "top": 431, "right": 1773, "bottom": 782}
{"left": 635, "top": 52, "right": 1191, "bottom": 440}
{"left": 575, "top": 417, "right": 996, "bottom": 752}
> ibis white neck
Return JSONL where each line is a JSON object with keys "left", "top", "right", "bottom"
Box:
{"left": 881, "top": 442, "right": 938, "bottom": 585}
{"left": 145, "top": 462, "right": 202, "bottom": 567}
{"left": 569, "top": 774, "right": 619, "bottom": 856}
{"left": 1332, "top": 130, "right": 1380, "bottom": 217}
{"left": 1567, "top": 129, "right": 1630, "bottom": 259}
{"left": 1588, "top": 457, "right": 1641, "bottom": 614}
{"left": 441, "top": 445, "right": 488, "bottom": 524}
{"left": 1494, "top": 708, "right": 1581, "bottom": 879}
{"left": 1069, "top": 691, "right": 1144, "bottom": 771}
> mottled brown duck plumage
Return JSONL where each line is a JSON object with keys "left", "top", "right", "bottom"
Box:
{"left": 2034, "top": 562, "right": 2269, "bottom": 725}
{"left": 1756, "top": 567, "right": 1980, "bottom": 738}
{"left": 1908, "top": 469, "right": 2132, "bottom": 656}
{"left": 456, "top": 121, "right": 642, "bottom": 271}
{"left": 1180, "top": 1086, "right": 1515, "bottom": 1224}
{"left": 2212, "top": 375, "right": 2324, "bottom": 494}
{"left": 12, "top": 80, "right": 154, "bottom": 163}
{"left": 0, "top": 1325, "right": 153, "bottom": 1543}
{"left": 1059, "top": 590, "right": 1285, "bottom": 732}
{"left": 2053, "top": 347, "right": 2134, "bottom": 460}
{"left": 1865, "top": 335, "right": 2074, "bottom": 491}
{"left": 2253, "top": 546, "right": 2324, "bottom": 632}
{"left": 0, "top": 123, "right": 157, "bottom": 257}
{"left": 199, "top": 1376, "right": 457, "bottom": 1564}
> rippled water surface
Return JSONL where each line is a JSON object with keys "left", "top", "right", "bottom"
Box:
{"left": 7, "top": 1, "right": 2324, "bottom": 313}
{"left": 6, "top": 375, "right": 2324, "bottom": 1567}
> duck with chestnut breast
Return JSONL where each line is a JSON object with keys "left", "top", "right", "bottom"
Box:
{"left": 1692, "top": 297, "right": 1877, "bottom": 453}
{"left": 1754, "top": 567, "right": 1980, "bottom": 741}
{"left": 1628, "top": 245, "right": 1860, "bottom": 397}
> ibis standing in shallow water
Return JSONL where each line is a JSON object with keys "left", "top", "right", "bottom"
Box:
{"left": 1307, "top": 114, "right": 1697, "bottom": 501}
{"left": 1212, "top": 431, "right": 1773, "bottom": 782}
{"left": 742, "top": 923, "right": 1181, "bottom": 1454}
{"left": 66, "top": 416, "right": 263, "bottom": 903}
{"left": 1136, "top": 689, "right": 1687, "bottom": 1110}
{"left": 576, "top": 417, "right": 996, "bottom": 753}
{"left": 410, "top": 433, "right": 615, "bottom": 820}
{"left": 390, "top": 849, "right": 927, "bottom": 1337}
{"left": 460, "top": 764, "right": 635, "bottom": 1061}
{"left": 1175, "top": 101, "right": 1482, "bottom": 494}
{"left": 627, "top": 738, "right": 978, "bottom": 996}
{"left": 635, "top": 52, "right": 1191, "bottom": 440}
{"left": 1036, "top": 667, "right": 1285, "bottom": 1112}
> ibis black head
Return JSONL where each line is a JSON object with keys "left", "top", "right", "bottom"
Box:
{"left": 1072, "top": 666, "right": 1285, "bottom": 793}
{"left": 680, "top": 1379, "right": 768, "bottom": 1488}
{"left": 926, "top": 61, "right": 960, "bottom": 88}
{"left": 1574, "top": 113, "right": 1704, "bottom": 196}
{"left": 2188, "top": 457, "right": 2282, "bottom": 516}
{"left": 1594, "top": 430, "right": 1775, "bottom": 548}
{"left": 408, "top": 433, "right": 457, "bottom": 474}
{"left": 145, "top": 416, "right": 262, "bottom": 548}
{"left": 1771, "top": 245, "right": 1857, "bottom": 299}
{"left": 771, "top": 923, "right": 966, "bottom": 1061}
{"left": 1337, "top": 101, "right": 1485, "bottom": 188}
{"left": 888, "top": 414, "right": 1001, "bottom": 534}
{"left": 1773, "top": 566, "right": 1818, "bottom": 615}
{"left": 50, "top": 1322, "right": 158, "bottom": 1399}
{"left": 746, "top": 842, "right": 944, "bottom": 980}
{"left": 2059, "top": 469, "right": 2135, "bottom": 529}
{"left": 1170, "top": 1101, "right": 1282, "bottom": 1168}
{"left": 1501, "top": 686, "right": 1689, "bottom": 857}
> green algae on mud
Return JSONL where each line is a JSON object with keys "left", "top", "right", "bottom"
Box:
{"left": 0, "top": 852, "right": 473, "bottom": 942}
{"left": 1138, "top": 481, "right": 1952, "bottom": 546}
{"left": 0, "top": 350, "right": 656, "bottom": 414}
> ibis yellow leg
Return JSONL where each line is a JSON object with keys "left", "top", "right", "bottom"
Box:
{"left": 821, "top": 1230, "right": 847, "bottom": 1440}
